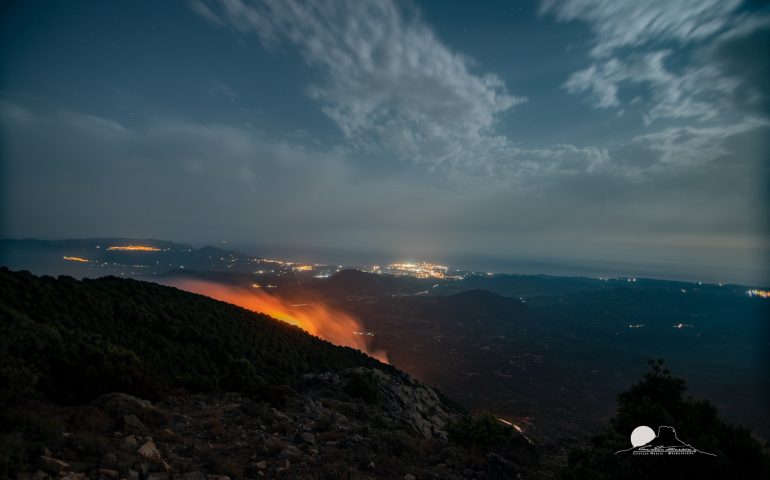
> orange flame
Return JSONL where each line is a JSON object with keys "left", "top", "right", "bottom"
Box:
{"left": 63, "top": 256, "right": 89, "bottom": 263}
{"left": 170, "top": 279, "right": 388, "bottom": 363}
{"left": 107, "top": 245, "right": 161, "bottom": 251}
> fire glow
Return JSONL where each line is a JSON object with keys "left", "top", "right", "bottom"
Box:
{"left": 107, "top": 245, "right": 161, "bottom": 252}
{"left": 62, "top": 256, "right": 89, "bottom": 263}
{"left": 170, "top": 279, "right": 388, "bottom": 363}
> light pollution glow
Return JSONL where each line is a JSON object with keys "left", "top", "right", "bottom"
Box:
{"left": 107, "top": 245, "right": 162, "bottom": 252}
{"left": 169, "top": 279, "right": 388, "bottom": 363}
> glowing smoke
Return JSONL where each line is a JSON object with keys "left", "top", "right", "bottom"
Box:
{"left": 168, "top": 279, "right": 388, "bottom": 363}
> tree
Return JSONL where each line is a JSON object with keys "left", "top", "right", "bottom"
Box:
{"left": 562, "top": 359, "right": 770, "bottom": 480}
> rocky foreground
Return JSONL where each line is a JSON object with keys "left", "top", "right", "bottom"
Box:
{"left": 15, "top": 368, "right": 539, "bottom": 480}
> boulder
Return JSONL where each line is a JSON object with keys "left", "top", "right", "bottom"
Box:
{"left": 101, "top": 452, "right": 118, "bottom": 468}
{"left": 294, "top": 432, "right": 316, "bottom": 445}
{"left": 37, "top": 456, "right": 70, "bottom": 475}
{"left": 122, "top": 414, "right": 146, "bottom": 434}
{"left": 174, "top": 472, "right": 206, "bottom": 480}
{"left": 125, "top": 434, "right": 138, "bottom": 449}
{"left": 97, "top": 469, "right": 119, "bottom": 479}
{"left": 138, "top": 441, "right": 162, "bottom": 463}
{"left": 278, "top": 445, "right": 303, "bottom": 458}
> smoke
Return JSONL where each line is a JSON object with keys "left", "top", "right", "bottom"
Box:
{"left": 167, "top": 279, "right": 388, "bottom": 363}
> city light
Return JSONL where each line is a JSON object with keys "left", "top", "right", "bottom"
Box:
{"left": 385, "top": 262, "right": 449, "bottom": 279}
{"left": 747, "top": 289, "right": 770, "bottom": 298}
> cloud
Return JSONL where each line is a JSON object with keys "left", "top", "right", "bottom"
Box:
{"left": 2, "top": 100, "right": 767, "bottom": 283}
{"left": 541, "top": 0, "right": 770, "bottom": 139}
{"left": 540, "top": 0, "right": 744, "bottom": 57}
{"left": 630, "top": 118, "right": 770, "bottom": 169}
{"left": 0, "top": 101, "right": 357, "bottom": 239}
{"left": 191, "top": 0, "right": 525, "bottom": 168}
{"left": 564, "top": 50, "right": 741, "bottom": 124}
{"left": 190, "top": 0, "right": 616, "bottom": 179}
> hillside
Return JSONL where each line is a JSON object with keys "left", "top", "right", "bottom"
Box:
{"left": 0, "top": 267, "right": 395, "bottom": 403}
{"left": 0, "top": 268, "right": 536, "bottom": 479}
{"left": 3, "top": 268, "right": 766, "bottom": 479}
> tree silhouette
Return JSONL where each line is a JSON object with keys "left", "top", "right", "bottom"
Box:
{"left": 562, "top": 359, "right": 769, "bottom": 479}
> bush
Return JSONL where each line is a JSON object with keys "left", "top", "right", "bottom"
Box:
{"left": 344, "top": 370, "right": 381, "bottom": 404}
{"left": 448, "top": 412, "right": 519, "bottom": 450}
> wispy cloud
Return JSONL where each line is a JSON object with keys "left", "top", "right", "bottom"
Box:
{"left": 564, "top": 50, "right": 740, "bottom": 124}
{"left": 192, "top": 0, "right": 525, "bottom": 168}
{"left": 540, "top": 0, "right": 744, "bottom": 57}
{"left": 544, "top": 0, "right": 770, "bottom": 173}
{"left": 545, "top": 0, "right": 770, "bottom": 120}
{"left": 188, "top": 0, "right": 770, "bottom": 182}
{"left": 631, "top": 118, "right": 770, "bottom": 169}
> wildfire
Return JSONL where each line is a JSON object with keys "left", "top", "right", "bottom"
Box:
{"left": 169, "top": 279, "right": 388, "bottom": 363}
{"left": 107, "top": 245, "right": 161, "bottom": 252}
{"left": 62, "top": 256, "right": 89, "bottom": 263}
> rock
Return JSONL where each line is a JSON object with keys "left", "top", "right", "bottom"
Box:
{"left": 127, "top": 470, "right": 140, "bottom": 480}
{"left": 173, "top": 473, "right": 206, "bottom": 480}
{"left": 102, "top": 452, "right": 118, "bottom": 468}
{"left": 122, "top": 414, "right": 146, "bottom": 434}
{"left": 487, "top": 452, "right": 514, "bottom": 468}
{"left": 278, "top": 445, "right": 303, "bottom": 458}
{"left": 68, "top": 461, "right": 96, "bottom": 474}
{"left": 255, "top": 461, "right": 267, "bottom": 470}
{"left": 37, "top": 456, "right": 70, "bottom": 475}
{"left": 206, "top": 476, "right": 231, "bottom": 480}
{"left": 18, "top": 471, "right": 51, "bottom": 480}
{"left": 95, "top": 393, "right": 153, "bottom": 412}
{"left": 98, "top": 469, "right": 119, "bottom": 479}
{"left": 304, "top": 368, "right": 451, "bottom": 440}
{"left": 125, "top": 434, "right": 138, "bottom": 448}
{"left": 294, "top": 432, "right": 316, "bottom": 445}
{"left": 138, "top": 441, "right": 162, "bottom": 463}
{"left": 60, "top": 473, "right": 88, "bottom": 480}
{"left": 147, "top": 474, "right": 170, "bottom": 480}
{"left": 404, "top": 475, "right": 416, "bottom": 480}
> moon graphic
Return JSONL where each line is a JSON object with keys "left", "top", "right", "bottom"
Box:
{"left": 630, "top": 425, "right": 656, "bottom": 447}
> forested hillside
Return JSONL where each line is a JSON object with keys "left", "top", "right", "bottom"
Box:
{"left": 0, "top": 267, "right": 394, "bottom": 404}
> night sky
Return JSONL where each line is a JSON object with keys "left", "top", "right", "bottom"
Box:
{"left": 1, "top": 0, "right": 769, "bottom": 283}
